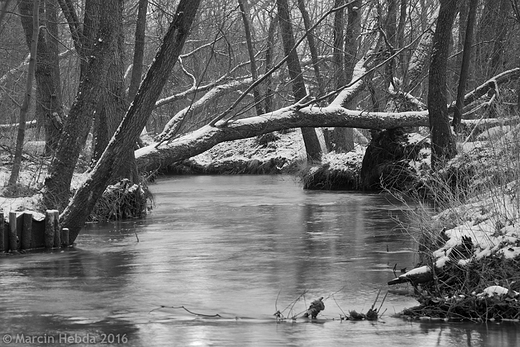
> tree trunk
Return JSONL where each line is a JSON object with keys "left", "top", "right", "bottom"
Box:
{"left": 453, "top": 0, "right": 468, "bottom": 87}
{"left": 384, "top": 0, "right": 398, "bottom": 89}
{"left": 61, "top": 0, "right": 201, "bottom": 243}
{"left": 42, "top": 0, "right": 118, "bottom": 210}
{"left": 404, "top": 7, "right": 438, "bottom": 94}
{"left": 330, "top": 0, "right": 355, "bottom": 153}
{"left": 333, "top": 0, "right": 346, "bottom": 89}
{"left": 264, "top": 13, "right": 277, "bottom": 113}
{"left": 238, "top": 0, "right": 263, "bottom": 116}
{"left": 396, "top": 0, "right": 408, "bottom": 78}
{"left": 428, "top": 0, "right": 458, "bottom": 169}
{"left": 92, "top": 0, "right": 126, "bottom": 164}
{"left": 474, "top": 0, "right": 510, "bottom": 84}
{"left": 128, "top": 0, "right": 148, "bottom": 102}
{"left": 8, "top": 0, "right": 40, "bottom": 186}
{"left": 92, "top": 0, "right": 138, "bottom": 185}
{"left": 42, "top": 0, "right": 64, "bottom": 155}
{"left": 297, "top": 0, "right": 325, "bottom": 97}
{"left": 344, "top": 0, "right": 361, "bottom": 82}
{"left": 276, "top": 0, "right": 321, "bottom": 162}
{"left": 452, "top": 0, "right": 477, "bottom": 132}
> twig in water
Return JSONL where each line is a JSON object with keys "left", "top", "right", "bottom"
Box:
{"left": 378, "top": 291, "right": 388, "bottom": 314}
{"left": 332, "top": 294, "right": 348, "bottom": 319}
{"left": 150, "top": 305, "right": 222, "bottom": 318}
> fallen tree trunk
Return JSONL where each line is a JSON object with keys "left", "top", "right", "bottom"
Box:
{"left": 136, "top": 105, "right": 429, "bottom": 172}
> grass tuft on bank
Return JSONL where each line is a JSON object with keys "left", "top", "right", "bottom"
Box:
{"left": 391, "top": 123, "right": 520, "bottom": 321}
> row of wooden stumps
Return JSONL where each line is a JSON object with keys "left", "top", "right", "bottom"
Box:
{"left": 0, "top": 209, "right": 71, "bottom": 253}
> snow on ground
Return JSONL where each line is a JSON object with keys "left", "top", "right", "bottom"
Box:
{"left": 0, "top": 159, "right": 89, "bottom": 220}
{"left": 431, "top": 187, "right": 520, "bottom": 262}
{"left": 321, "top": 144, "right": 365, "bottom": 170}
{"left": 0, "top": 161, "right": 43, "bottom": 219}
{"left": 191, "top": 129, "right": 307, "bottom": 169}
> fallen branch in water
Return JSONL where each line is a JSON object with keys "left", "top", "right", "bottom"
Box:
{"left": 150, "top": 305, "right": 222, "bottom": 318}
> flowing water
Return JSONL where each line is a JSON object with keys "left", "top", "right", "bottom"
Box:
{"left": 1, "top": 175, "right": 519, "bottom": 346}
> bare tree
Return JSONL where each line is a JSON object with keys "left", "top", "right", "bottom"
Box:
{"left": 276, "top": 0, "right": 321, "bottom": 162}
{"left": 7, "top": 0, "right": 40, "bottom": 187}
{"left": 474, "top": 0, "right": 511, "bottom": 83}
{"left": 452, "top": 0, "right": 477, "bottom": 132}
{"left": 428, "top": 0, "right": 458, "bottom": 169}
{"left": 238, "top": 0, "right": 263, "bottom": 116}
{"left": 328, "top": 0, "right": 355, "bottom": 153}
{"left": 128, "top": 0, "right": 149, "bottom": 102}
{"left": 297, "top": 0, "right": 325, "bottom": 98}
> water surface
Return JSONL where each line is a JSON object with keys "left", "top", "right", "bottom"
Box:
{"left": 1, "top": 175, "right": 518, "bottom": 346}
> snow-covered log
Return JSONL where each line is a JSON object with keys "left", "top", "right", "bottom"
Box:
{"left": 135, "top": 105, "right": 429, "bottom": 172}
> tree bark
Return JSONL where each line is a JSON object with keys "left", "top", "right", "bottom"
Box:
{"left": 384, "top": 0, "right": 398, "bottom": 89}
{"left": 128, "top": 0, "right": 148, "bottom": 102}
{"left": 297, "top": 0, "right": 325, "bottom": 97}
{"left": 344, "top": 0, "right": 361, "bottom": 82}
{"left": 61, "top": 0, "right": 201, "bottom": 243}
{"left": 452, "top": 0, "right": 477, "bottom": 132}
{"left": 396, "top": 0, "right": 408, "bottom": 78}
{"left": 41, "top": 0, "right": 64, "bottom": 155}
{"left": 475, "top": 0, "right": 510, "bottom": 84}
{"left": 238, "top": 0, "right": 263, "bottom": 116}
{"left": 329, "top": 0, "right": 354, "bottom": 153}
{"left": 92, "top": 0, "right": 127, "bottom": 164}
{"left": 263, "top": 13, "right": 277, "bottom": 113}
{"left": 333, "top": 0, "right": 346, "bottom": 88}
{"left": 8, "top": 0, "right": 40, "bottom": 186}
{"left": 428, "top": 0, "right": 458, "bottom": 169}
{"left": 276, "top": 0, "right": 321, "bottom": 162}
{"left": 404, "top": 7, "right": 438, "bottom": 94}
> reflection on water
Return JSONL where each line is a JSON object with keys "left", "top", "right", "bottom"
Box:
{"left": 0, "top": 175, "right": 518, "bottom": 346}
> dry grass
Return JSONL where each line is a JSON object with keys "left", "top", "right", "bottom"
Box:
{"left": 389, "top": 115, "right": 520, "bottom": 321}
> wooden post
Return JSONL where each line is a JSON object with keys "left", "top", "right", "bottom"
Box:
{"left": 9, "top": 212, "right": 19, "bottom": 251}
{"left": 44, "top": 210, "right": 55, "bottom": 248}
{"left": 0, "top": 209, "right": 7, "bottom": 252}
{"left": 53, "top": 211, "right": 61, "bottom": 248}
{"left": 61, "top": 227, "right": 70, "bottom": 247}
{"left": 22, "top": 212, "right": 33, "bottom": 250}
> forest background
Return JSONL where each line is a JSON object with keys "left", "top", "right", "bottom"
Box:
{"left": 0, "top": 0, "right": 519, "bottom": 243}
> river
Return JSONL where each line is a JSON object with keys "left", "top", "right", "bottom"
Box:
{"left": 0, "top": 175, "right": 519, "bottom": 346}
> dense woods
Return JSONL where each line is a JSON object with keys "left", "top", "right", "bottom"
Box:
{"left": 1, "top": 0, "right": 519, "bottom": 240}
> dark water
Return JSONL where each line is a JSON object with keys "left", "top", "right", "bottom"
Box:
{"left": 0, "top": 175, "right": 519, "bottom": 346}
